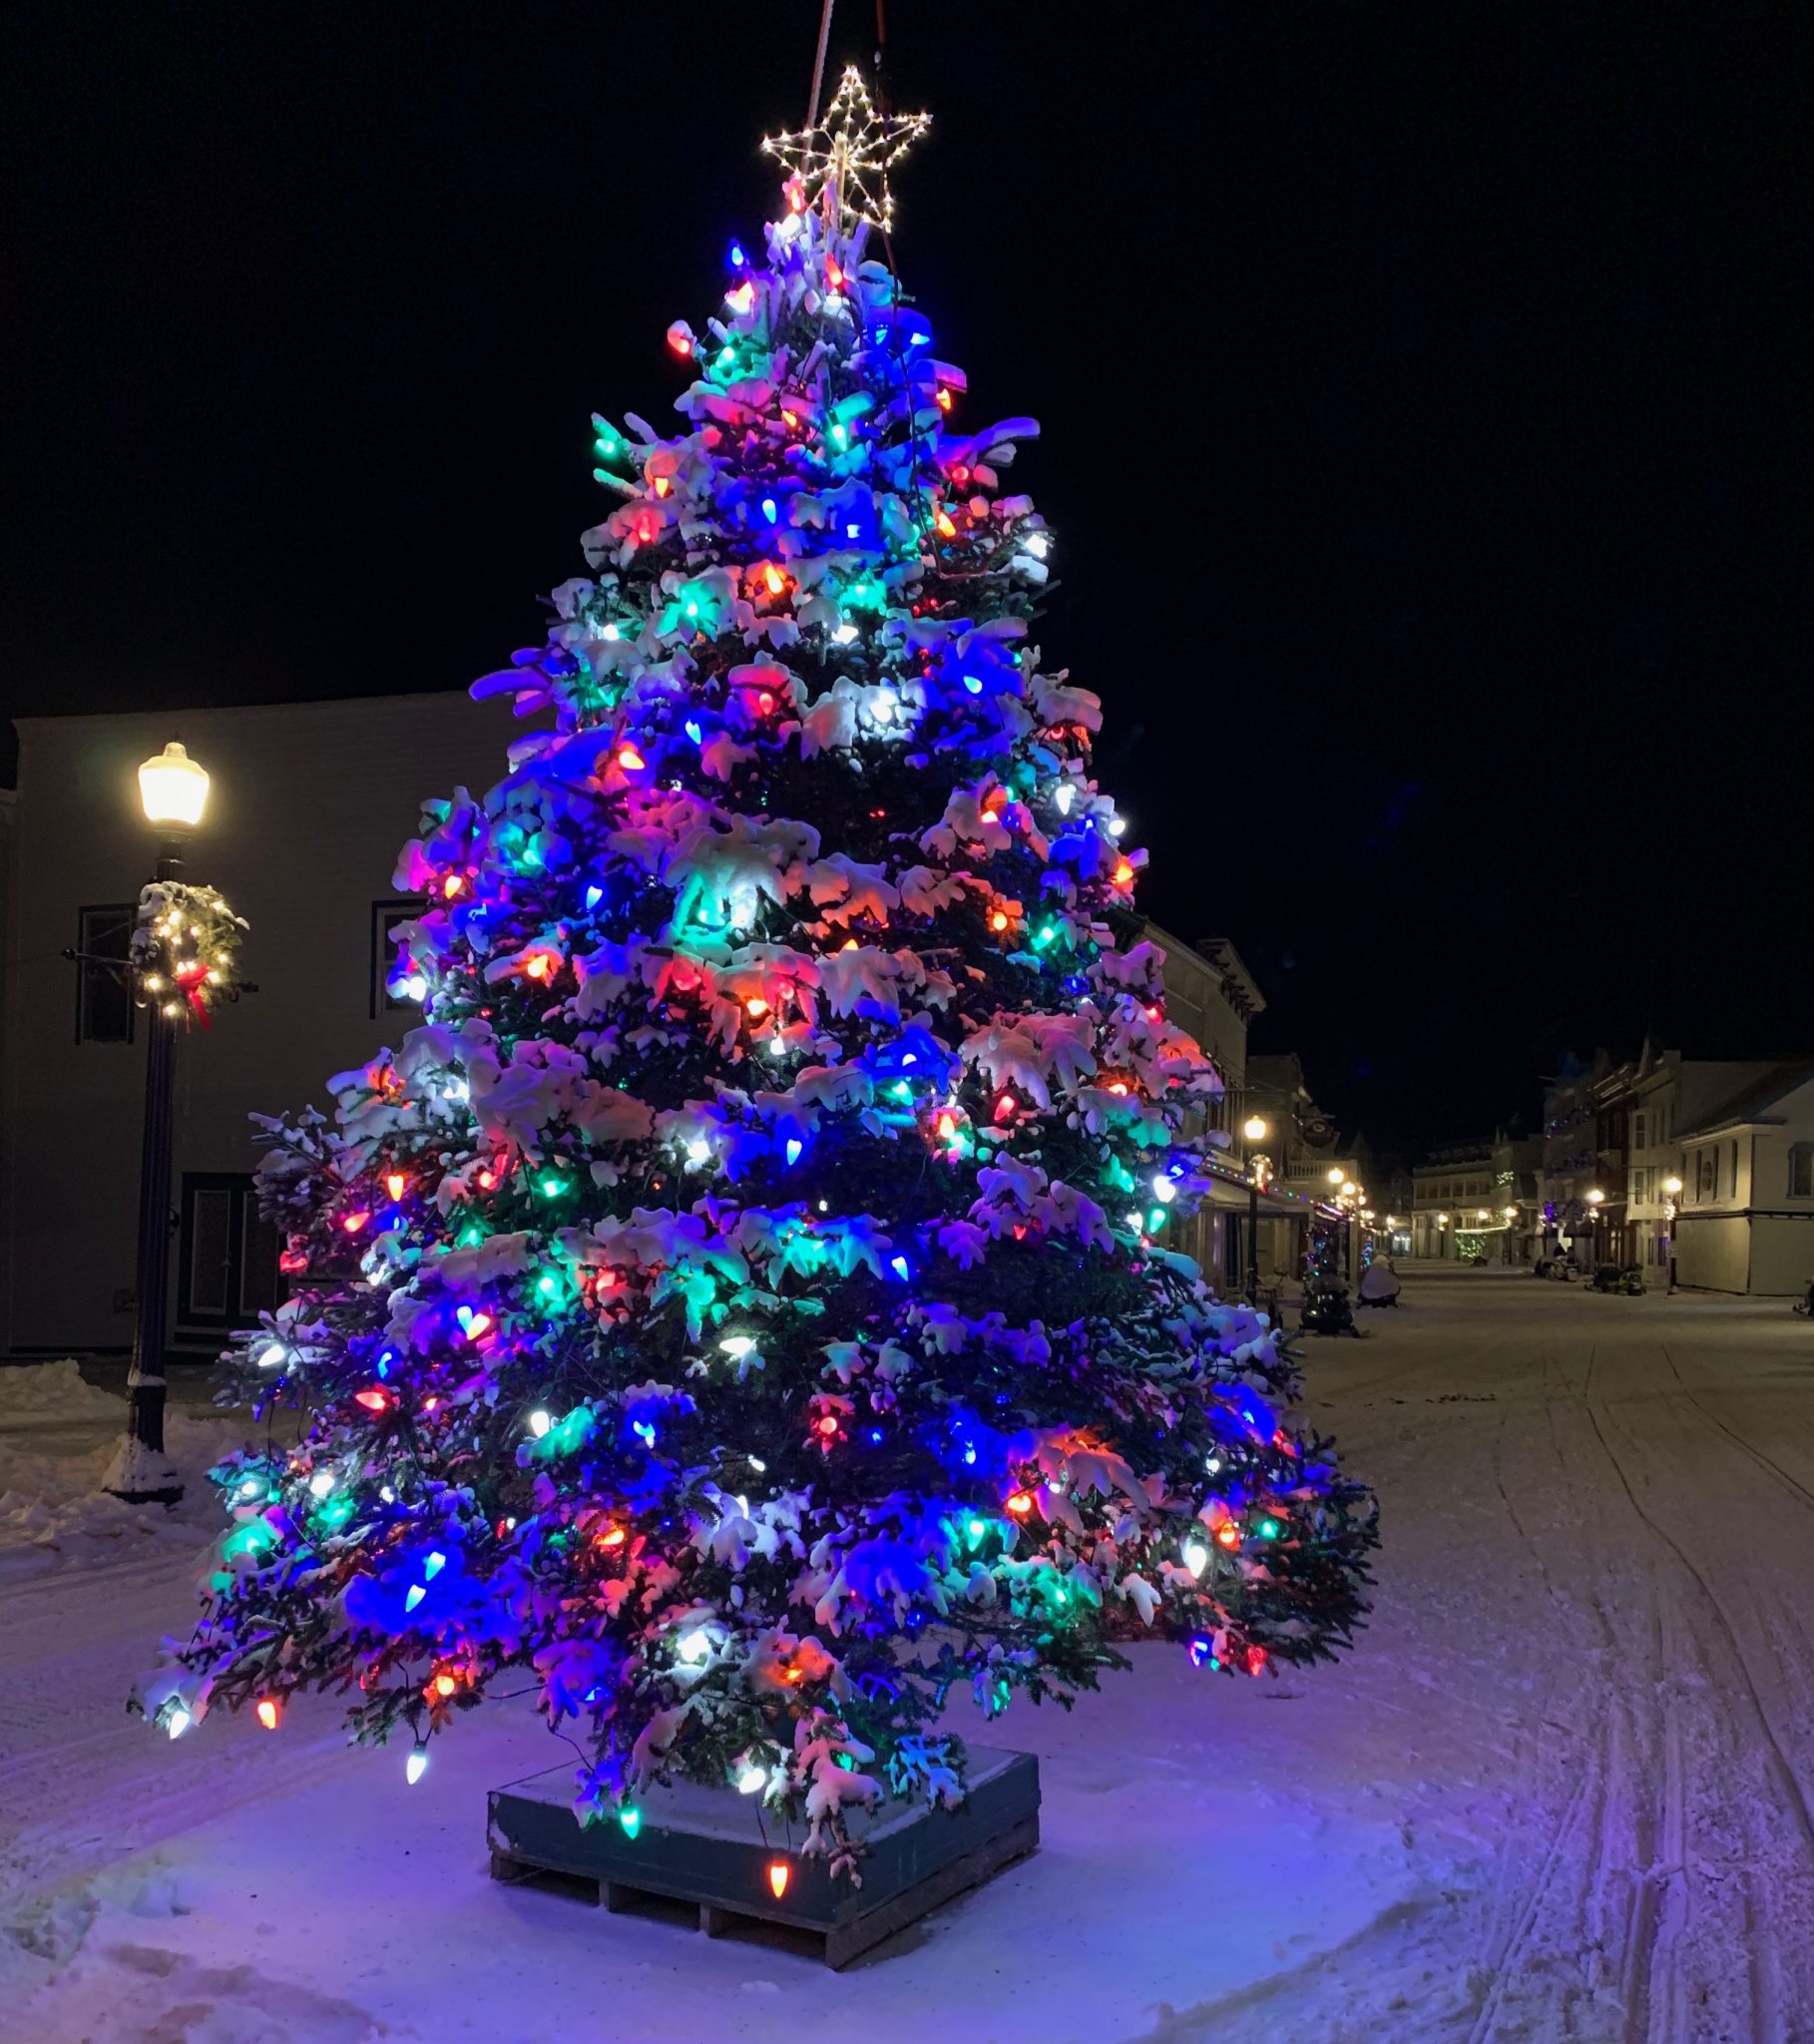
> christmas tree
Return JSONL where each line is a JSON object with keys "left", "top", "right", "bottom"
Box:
{"left": 145, "top": 71, "right": 1375, "bottom": 1874}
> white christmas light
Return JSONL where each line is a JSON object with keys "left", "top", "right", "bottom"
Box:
{"left": 1109, "top": 814, "right": 1127, "bottom": 837}
{"left": 1150, "top": 1174, "right": 1176, "bottom": 1204}
{"left": 1054, "top": 782, "right": 1075, "bottom": 815}
{"left": 676, "top": 1630, "right": 712, "bottom": 1666}
{"left": 685, "top": 1138, "right": 712, "bottom": 1167}
{"left": 528, "top": 1409, "right": 552, "bottom": 1439}
{"left": 308, "top": 1469, "right": 336, "bottom": 1498}
{"left": 719, "top": 1335, "right": 756, "bottom": 1360}
{"left": 406, "top": 1747, "right": 429, "bottom": 1785}
{"left": 832, "top": 623, "right": 860, "bottom": 645}
{"left": 1024, "top": 532, "right": 1049, "bottom": 558}
{"left": 1183, "top": 1540, "right": 1209, "bottom": 1579}
{"left": 734, "top": 1762, "right": 768, "bottom": 1794}
{"left": 255, "top": 1342, "right": 284, "bottom": 1369}
{"left": 166, "top": 1707, "right": 193, "bottom": 1741}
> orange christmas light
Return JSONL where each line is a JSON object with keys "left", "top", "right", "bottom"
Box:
{"left": 768, "top": 1860, "right": 791, "bottom": 1899}
{"left": 255, "top": 1698, "right": 280, "bottom": 1731}
{"left": 384, "top": 1172, "right": 407, "bottom": 1202}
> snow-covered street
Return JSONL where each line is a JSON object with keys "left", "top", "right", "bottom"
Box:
{"left": 4, "top": 1272, "right": 1812, "bottom": 2042}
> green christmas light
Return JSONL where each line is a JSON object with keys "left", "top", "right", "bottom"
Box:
{"left": 223, "top": 1520, "right": 276, "bottom": 1562}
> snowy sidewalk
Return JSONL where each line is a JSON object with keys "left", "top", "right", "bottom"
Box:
{"left": 4, "top": 1289, "right": 1813, "bottom": 2041}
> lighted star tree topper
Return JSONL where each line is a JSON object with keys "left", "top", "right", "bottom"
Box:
{"left": 761, "top": 64, "right": 930, "bottom": 236}
{"left": 142, "top": 76, "right": 1376, "bottom": 1880}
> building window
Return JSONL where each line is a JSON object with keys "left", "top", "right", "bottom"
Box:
{"left": 371, "top": 900, "right": 426, "bottom": 1017}
{"left": 177, "top": 1174, "right": 280, "bottom": 1334}
{"left": 1790, "top": 1145, "right": 1814, "bottom": 1200}
{"left": 75, "top": 903, "right": 136, "bottom": 1043}
{"left": 1632, "top": 1111, "right": 1646, "bottom": 1153}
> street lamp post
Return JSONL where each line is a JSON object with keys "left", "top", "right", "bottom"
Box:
{"left": 1662, "top": 1175, "right": 1683, "bottom": 1294}
{"left": 108, "top": 742, "right": 212, "bottom": 1505}
{"left": 1585, "top": 1187, "right": 1604, "bottom": 1273}
{"left": 1241, "top": 1114, "right": 1268, "bottom": 1305}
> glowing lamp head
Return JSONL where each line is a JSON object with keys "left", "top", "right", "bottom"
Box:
{"left": 138, "top": 741, "right": 210, "bottom": 830}
{"left": 1243, "top": 1115, "right": 1269, "bottom": 1143}
{"left": 1328, "top": 1168, "right": 1345, "bottom": 1187}
{"left": 1586, "top": 1188, "right": 1604, "bottom": 1207}
{"left": 1663, "top": 1175, "right": 1683, "bottom": 1196}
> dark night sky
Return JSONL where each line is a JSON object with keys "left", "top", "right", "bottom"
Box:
{"left": 5, "top": 4, "right": 1810, "bottom": 1156}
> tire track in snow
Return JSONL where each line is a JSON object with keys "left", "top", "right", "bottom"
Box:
{"left": 1582, "top": 1397, "right": 1814, "bottom": 1863}
{"left": 1658, "top": 1341, "right": 1814, "bottom": 1515}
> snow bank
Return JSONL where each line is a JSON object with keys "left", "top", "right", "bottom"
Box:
{"left": 0, "top": 1358, "right": 124, "bottom": 1426}
{"left": 0, "top": 1392, "right": 249, "bottom": 1576}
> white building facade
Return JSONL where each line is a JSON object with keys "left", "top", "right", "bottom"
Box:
{"left": 1, "top": 694, "right": 519, "bottom": 1358}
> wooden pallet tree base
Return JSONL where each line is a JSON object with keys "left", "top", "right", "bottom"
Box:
{"left": 487, "top": 1746, "right": 1040, "bottom": 1969}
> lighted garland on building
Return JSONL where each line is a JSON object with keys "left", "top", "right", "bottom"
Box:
{"left": 131, "top": 881, "right": 249, "bottom": 1027}
{"left": 142, "top": 74, "right": 1375, "bottom": 1878}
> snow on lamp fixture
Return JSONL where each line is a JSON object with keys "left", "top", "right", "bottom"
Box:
{"left": 138, "top": 742, "right": 210, "bottom": 830}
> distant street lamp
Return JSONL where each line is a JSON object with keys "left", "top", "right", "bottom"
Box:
{"left": 1585, "top": 1187, "right": 1604, "bottom": 1271}
{"left": 1241, "top": 1115, "right": 1268, "bottom": 1304}
{"left": 111, "top": 742, "right": 214, "bottom": 1505}
{"left": 1327, "top": 1168, "right": 1344, "bottom": 1188}
{"left": 1662, "top": 1175, "right": 1683, "bottom": 1294}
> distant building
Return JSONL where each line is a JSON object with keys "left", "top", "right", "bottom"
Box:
{"left": 1672, "top": 1064, "right": 1814, "bottom": 1294}
{"left": 1413, "top": 1133, "right": 1542, "bottom": 1262}
{"left": 1144, "top": 935, "right": 1335, "bottom": 1291}
{"left": 1542, "top": 1046, "right": 1814, "bottom": 1289}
